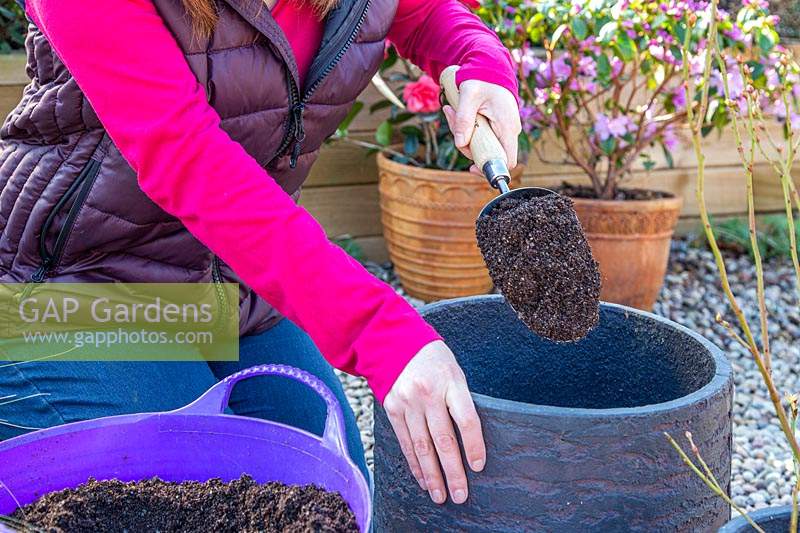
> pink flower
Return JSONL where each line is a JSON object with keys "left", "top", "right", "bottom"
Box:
{"left": 594, "top": 114, "right": 612, "bottom": 141}
{"left": 791, "top": 113, "right": 800, "bottom": 131}
{"left": 512, "top": 47, "right": 541, "bottom": 78}
{"left": 403, "top": 75, "right": 441, "bottom": 113}
{"left": 595, "top": 113, "right": 637, "bottom": 143}
{"left": 766, "top": 67, "right": 780, "bottom": 90}
{"left": 578, "top": 56, "right": 597, "bottom": 78}
{"left": 672, "top": 86, "right": 687, "bottom": 110}
{"left": 551, "top": 56, "right": 573, "bottom": 81}
{"left": 608, "top": 115, "right": 635, "bottom": 137}
{"left": 662, "top": 124, "right": 680, "bottom": 151}
{"left": 611, "top": 56, "right": 624, "bottom": 77}
{"left": 519, "top": 105, "right": 542, "bottom": 132}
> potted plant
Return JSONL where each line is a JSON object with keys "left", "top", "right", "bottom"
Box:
{"left": 334, "top": 46, "right": 525, "bottom": 302}
{"left": 664, "top": 1, "right": 800, "bottom": 531}
{"left": 477, "top": 0, "right": 779, "bottom": 310}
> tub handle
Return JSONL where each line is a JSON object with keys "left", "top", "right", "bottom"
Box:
{"left": 175, "top": 364, "right": 350, "bottom": 458}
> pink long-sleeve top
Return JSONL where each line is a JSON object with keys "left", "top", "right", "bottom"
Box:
{"left": 25, "top": 0, "right": 518, "bottom": 402}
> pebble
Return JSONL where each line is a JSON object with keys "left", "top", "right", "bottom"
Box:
{"left": 339, "top": 240, "right": 799, "bottom": 511}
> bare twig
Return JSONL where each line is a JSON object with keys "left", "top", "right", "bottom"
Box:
{"left": 666, "top": 432, "right": 765, "bottom": 533}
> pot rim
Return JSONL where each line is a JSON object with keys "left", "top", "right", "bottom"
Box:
{"left": 420, "top": 294, "right": 731, "bottom": 418}
{"left": 718, "top": 505, "right": 793, "bottom": 532}
{"left": 566, "top": 193, "right": 684, "bottom": 211}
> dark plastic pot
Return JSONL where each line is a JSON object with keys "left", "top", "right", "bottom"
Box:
{"left": 719, "top": 506, "right": 793, "bottom": 532}
{"left": 374, "top": 295, "right": 733, "bottom": 531}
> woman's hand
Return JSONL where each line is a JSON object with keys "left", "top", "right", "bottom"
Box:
{"left": 442, "top": 79, "right": 522, "bottom": 174}
{"left": 383, "top": 340, "right": 485, "bottom": 505}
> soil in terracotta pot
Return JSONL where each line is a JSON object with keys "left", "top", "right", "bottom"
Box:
{"left": 11, "top": 475, "right": 358, "bottom": 533}
{"left": 559, "top": 183, "right": 673, "bottom": 201}
{"left": 475, "top": 194, "right": 600, "bottom": 342}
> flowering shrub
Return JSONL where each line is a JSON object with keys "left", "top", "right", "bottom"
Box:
{"left": 334, "top": 45, "right": 474, "bottom": 171}
{"left": 478, "top": 0, "right": 798, "bottom": 199}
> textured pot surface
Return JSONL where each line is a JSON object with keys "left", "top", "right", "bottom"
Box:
{"left": 571, "top": 194, "right": 683, "bottom": 311}
{"left": 718, "top": 506, "right": 793, "bottom": 533}
{"left": 374, "top": 295, "right": 733, "bottom": 532}
{"left": 377, "top": 154, "right": 521, "bottom": 302}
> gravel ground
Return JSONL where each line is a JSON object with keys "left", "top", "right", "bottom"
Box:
{"left": 338, "top": 238, "right": 800, "bottom": 511}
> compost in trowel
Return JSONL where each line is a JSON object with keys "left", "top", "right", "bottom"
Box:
{"left": 476, "top": 192, "right": 601, "bottom": 342}
{"left": 439, "top": 66, "right": 601, "bottom": 342}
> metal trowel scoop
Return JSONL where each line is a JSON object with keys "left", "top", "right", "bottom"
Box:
{"left": 439, "top": 66, "right": 602, "bottom": 343}
{"left": 439, "top": 66, "right": 556, "bottom": 216}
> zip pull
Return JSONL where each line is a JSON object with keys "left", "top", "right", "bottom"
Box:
{"left": 290, "top": 142, "right": 303, "bottom": 169}
{"left": 30, "top": 261, "right": 50, "bottom": 283}
{"left": 17, "top": 262, "right": 49, "bottom": 303}
{"left": 290, "top": 103, "right": 306, "bottom": 169}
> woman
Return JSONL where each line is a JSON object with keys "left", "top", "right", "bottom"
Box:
{"left": 0, "top": 0, "right": 521, "bottom": 505}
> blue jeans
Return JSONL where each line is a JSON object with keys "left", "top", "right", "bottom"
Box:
{"left": 0, "top": 319, "right": 369, "bottom": 481}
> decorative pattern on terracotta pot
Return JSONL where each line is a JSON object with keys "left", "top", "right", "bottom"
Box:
{"left": 571, "top": 195, "right": 683, "bottom": 310}
{"left": 377, "top": 153, "right": 522, "bottom": 302}
{"left": 374, "top": 296, "right": 733, "bottom": 532}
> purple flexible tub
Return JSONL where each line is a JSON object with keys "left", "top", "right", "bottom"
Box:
{"left": 0, "top": 364, "right": 371, "bottom": 531}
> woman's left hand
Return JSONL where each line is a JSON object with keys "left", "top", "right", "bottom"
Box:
{"left": 383, "top": 340, "right": 485, "bottom": 505}
{"left": 442, "top": 79, "right": 521, "bottom": 174}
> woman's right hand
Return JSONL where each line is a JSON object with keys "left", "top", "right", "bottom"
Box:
{"left": 383, "top": 340, "right": 485, "bottom": 505}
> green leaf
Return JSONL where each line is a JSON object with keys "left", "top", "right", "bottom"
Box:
{"left": 380, "top": 45, "right": 398, "bottom": 71}
{"left": 600, "top": 137, "right": 616, "bottom": 155}
{"left": 400, "top": 125, "right": 423, "bottom": 139}
{"left": 403, "top": 134, "right": 419, "bottom": 156}
{"left": 376, "top": 120, "right": 393, "bottom": 146}
{"left": 388, "top": 112, "right": 414, "bottom": 125}
{"left": 335, "top": 101, "right": 364, "bottom": 137}
{"left": 662, "top": 145, "right": 674, "bottom": 169}
{"left": 518, "top": 131, "right": 531, "bottom": 157}
{"left": 757, "top": 29, "right": 775, "bottom": 52}
{"left": 369, "top": 100, "right": 394, "bottom": 114}
{"left": 598, "top": 21, "right": 618, "bottom": 43}
{"left": 616, "top": 35, "right": 636, "bottom": 62}
{"left": 332, "top": 235, "right": 366, "bottom": 264}
{"left": 748, "top": 61, "right": 765, "bottom": 81}
{"left": 571, "top": 18, "right": 588, "bottom": 41}
{"left": 597, "top": 54, "right": 611, "bottom": 79}
{"left": 436, "top": 140, "right": 456, "bottom": 170}
{"left": 675, "top": 22, "right": 687, "bottom": 45}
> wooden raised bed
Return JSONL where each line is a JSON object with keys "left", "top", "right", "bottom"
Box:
{"left": 0, "top": 52, "right": 26, "bottom": 125}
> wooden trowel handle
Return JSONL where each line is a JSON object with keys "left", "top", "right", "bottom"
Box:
{"left": 439, "top": 65, "right": 511, "bottom": 190}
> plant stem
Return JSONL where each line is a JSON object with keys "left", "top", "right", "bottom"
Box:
{"left": 332, "top": 136, "right": 424, "bottom": 167}
{"left": 665, "top": 433, "right": 765, "bottom": 533}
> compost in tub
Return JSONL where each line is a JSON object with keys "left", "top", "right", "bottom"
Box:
{"left": 0, "top": 365, "right": 371, "bottom": 532}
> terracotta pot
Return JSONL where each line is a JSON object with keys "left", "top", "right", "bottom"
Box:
{"left": 377, "top": 153, "right": 522, "bottom": 302}
{"left": 570, "top": 194, "right": 683, "bottom": 310}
